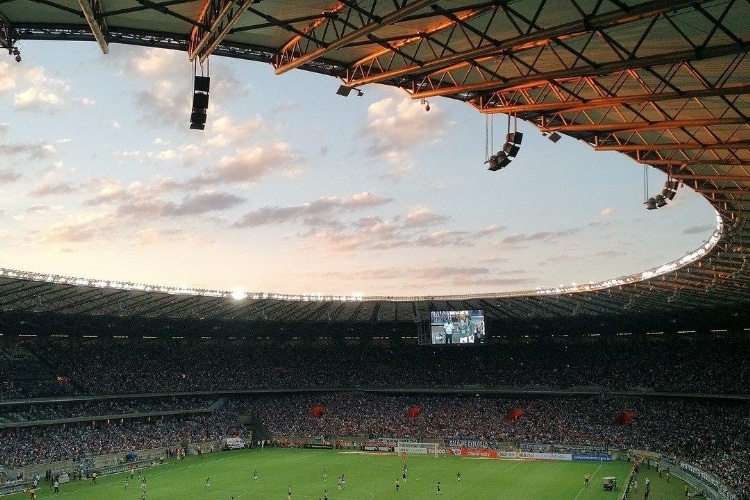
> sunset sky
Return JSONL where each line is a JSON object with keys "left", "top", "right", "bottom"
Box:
{"left": 0, "top": 41, "right": 719, "bottom": 297}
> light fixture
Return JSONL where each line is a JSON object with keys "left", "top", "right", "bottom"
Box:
{"left": 336, "top": 85, "right": 363, "bottom": 97}
{"left": 547, "top": 131, "right": 561, "bottom": 143}
{"left": 190, "top": 63, "right": 210, "bottom": 130}
{"left": 11, "top": 47, "right": 21, "bottom": 63}
{"left": 420, "top": 98, "right": 430, "bottom": 112}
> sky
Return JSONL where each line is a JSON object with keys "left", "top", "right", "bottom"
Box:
{"left": 0, "top": 41, "right": 719, "bottom": 298}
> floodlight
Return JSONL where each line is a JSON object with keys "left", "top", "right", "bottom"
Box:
{"left": 337, "top": 85, "right": 363, "bottom": 97}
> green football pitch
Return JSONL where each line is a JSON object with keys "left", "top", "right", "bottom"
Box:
{"left": 10, "top": 448, "right": 693, "bottom": 499}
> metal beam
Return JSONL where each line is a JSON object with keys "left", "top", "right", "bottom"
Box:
{"left": 77, "top": 0, "right": 109, "bottom": 54}
{"left": 482, "top": 83, "right": 750, "bottom": 115}
{"left": 412, "top": 41, "right": 750, "bottom": 99}
{"left": 0, "top": 12, "right": 17, "bottom": 50}
{"left": 673, "top": 174, "right": 750, "bottom": 181}
{"left": 547, "top": 117, "right": 748, "bottom": 133}
{"left": 595, "top": 141, "right": 750, "bottom": 152}
{"left": 348, "top": 0, "right": 705, "bottom": 87}
{"left": 189, "top": 0, "right": 256, "bottom": 63}
{"left": 274, "top": 0, "right": 439, "bottom": 75}
{"left": 641, "top": 159, "right": 747, "bottom": 166}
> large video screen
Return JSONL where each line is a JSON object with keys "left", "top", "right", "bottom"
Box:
{"left": 428, "top": 310, "right": 486, "bottom": 345}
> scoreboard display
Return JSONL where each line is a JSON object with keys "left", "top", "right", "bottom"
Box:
{"left": 428, "top": 309, "right": 486, "bottom": 345}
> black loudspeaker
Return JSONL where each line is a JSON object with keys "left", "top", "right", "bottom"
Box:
{"left": 194, "top": 76, "right": 211, "bottom": 93}
{"left": 506, "top": 132, "right": 523, "bottom": 144}
{"left": 192, "top": 92, "right": 209, "bottom": 110}
{"left": 190, "top": 76, "right": 210, "bottom": 130}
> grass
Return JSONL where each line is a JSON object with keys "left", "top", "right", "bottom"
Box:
{"left": 10, "top": 448, "right": 694, "bottom": 499}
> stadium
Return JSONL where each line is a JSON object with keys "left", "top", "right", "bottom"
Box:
{"left": 1, "top": 1, "right": 749, "bottom": 499}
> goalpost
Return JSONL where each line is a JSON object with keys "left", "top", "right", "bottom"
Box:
{"left": 394, "top": 442, "right": 441, "bottom": 457}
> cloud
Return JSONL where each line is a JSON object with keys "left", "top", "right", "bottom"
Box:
{"left": 413, "top": 230, "right": 472, "bottom": 247}
{"left": 128, "top": 48, "right": 182, "bottom": 77}
{"left": 0, "top": 169, "right": 22, "bottom": 184}
{"left": 35, "top": 213, "right": 115, "bottom": 244}
{"left": 593, "top": 249, "right": 628, "bottom": 258}
{"left": 233, "top": 191, "right": 392, "bottom": 228}
{"left": 187, "top": 142, "right": 296, "bottom": 187}
{"left": 83, "top": 178, "right": 128, "bottom": 205}
{"left": 29, "top": 181, "right": 77, "bottom": 197}
{"left": 132, "top": 79, "right": 185, "bottom": 128}
{"left": 682, "top": 224, "right": 714, "bottom": 235}
{"left": 206, "top": 115, "right": 264, "bottom": 148}
{"left": 399, "top": 266, "right": 535, "bottom": 290}
{"left": 402, "top": 206, "right": 450, "bottom": 228}
{"left": 0, "top": 141, "right": 56, "bottom": 160}
{"left": 147, "top": 149, "right": 178, "bottom": 161}
{"left": 131, "top": 227, "right": 199, "bottom": 246}
{"left": 25, "top": 205, "right": 52, "bottom": 213}
{"left": 476, "top": 224, "right": 506, "bottom": 237}
{"left": 502, "top": 228, "right": 580, "bottom": 244}
{"left": 13, "top": 65, "right": 69, "bottom": 110}
{"left": 0, "top": 62, "right": 15, "bottom": 92}
{"left": 116, "top": 191, "right": 245, "bottom": 219}
{"left": 84, "top": 178, "right": 183, "bottom": 206}
{"left": 363, "top": 96, "right": 444, "bottom": 158}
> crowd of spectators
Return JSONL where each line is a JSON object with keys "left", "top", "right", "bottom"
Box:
{"left": 0, "top": 336, "right": 747, "bottom": 397}
{"left": 0, "top": 396, "right": 214, "bottom": 424}
{"left": 0, "top": 401, "right": 247, "bottom": 468}
{"left": 236, "top": 392, "right": 749, "bottom": 493}
{"left": 0, "top": 336, "right": 748, "bottom": 497}
{"left": 0, "top": 393, "right": 747, "bottom": 496}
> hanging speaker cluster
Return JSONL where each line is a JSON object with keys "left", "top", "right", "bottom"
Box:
{"left": 190, "top": 76, "right": 210, "bottom": 130}
{"left": 486, "top": 132, "right": 523, "bottom": 171}
{"left": 645, "top": 179, "right": 679, "bottom": 210}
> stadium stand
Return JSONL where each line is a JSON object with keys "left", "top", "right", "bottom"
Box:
{"left": 1, "top": 337, "right": 748, "bottom": 498}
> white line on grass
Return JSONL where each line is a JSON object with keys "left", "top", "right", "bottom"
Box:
{"left": 573, "top": 462, "right": 603, "bottom": 500}
{"left": 504, "top": 461, "right": 522, "bottom": 473}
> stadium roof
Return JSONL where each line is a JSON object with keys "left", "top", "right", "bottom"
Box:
{"left": 0, "top": 0, "right": 749, "bottom": 336}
